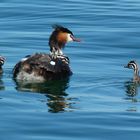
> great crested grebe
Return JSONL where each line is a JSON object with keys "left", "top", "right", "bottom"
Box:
{"left": 124, "top": 60, "right": 140, "bottom": 82}
{"left": 13, "top": 25, "right": 80, "bottom": 82}
{"left": 0, "top": 56, "right": 5, "bottom": 74}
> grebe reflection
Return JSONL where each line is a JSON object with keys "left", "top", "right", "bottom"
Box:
{"left": 14, "top": 78, "right": 77, "bottom": 113}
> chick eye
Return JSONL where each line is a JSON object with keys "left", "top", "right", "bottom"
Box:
{"left": 129, "top": 64, "right": 135, "bottom": 69}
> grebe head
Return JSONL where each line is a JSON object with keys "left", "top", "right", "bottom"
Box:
{"left": 49, "top": 25, "right": 80, "bottom": 57}
{"left": 125, "top": 61, "right": 138, "bottom": 70}
{"left": 125, "top": 60, "right": 139, "bottom": 77}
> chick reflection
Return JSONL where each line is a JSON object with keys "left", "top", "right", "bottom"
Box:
{"left": 15, "top": 78, "right": 75, "bottom": 113}
{"left": 125, "top": 81, "right": 138, "bottom": 98}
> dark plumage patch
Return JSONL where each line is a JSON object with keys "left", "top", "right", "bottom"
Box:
{"left": 52, "top": 24, "right": 73, "bottom": 35}
{"left": 129, "top": 60, "right": 136, "bottom": 64}
{"left": 13, "top": 53, "right": 72, "bottom": 81}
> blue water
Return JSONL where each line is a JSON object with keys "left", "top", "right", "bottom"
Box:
{"left": 0, "top": 0, "right": 140, "bottom": 139}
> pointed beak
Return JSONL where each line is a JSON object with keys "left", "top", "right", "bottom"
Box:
{"left": 70, "top": 35, "right": 81, "bottom": 42}
{"left": 124, "top": 65, "right": 128, "bottom": 68}
{"left": 124, "top": 65, "right": 132, "bottom": 69}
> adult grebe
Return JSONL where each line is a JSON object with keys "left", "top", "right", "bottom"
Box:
{"left": 13, "top": 25, "right": 80, "bottom": 82}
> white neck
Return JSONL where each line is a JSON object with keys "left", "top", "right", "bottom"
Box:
{"left": 67, "top": 33, "right": 73, "bottom": 42}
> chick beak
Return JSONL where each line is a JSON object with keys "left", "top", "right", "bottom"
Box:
{"left": 124, "top": 65, "right": 128, "bottom": 68}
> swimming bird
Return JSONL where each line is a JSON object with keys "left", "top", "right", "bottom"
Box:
{"left": 0, "top": 56, "right": 5, "bottom": 74}
{"left": 124, "top": 60, "right": 140, "bottom": 82}
{"left": 13, "top": 25, "right": 80, "bottom": 82}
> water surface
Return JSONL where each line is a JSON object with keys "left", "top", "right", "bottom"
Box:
{"left": 0, "top": 0, "right": 140, "bottom": 139}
